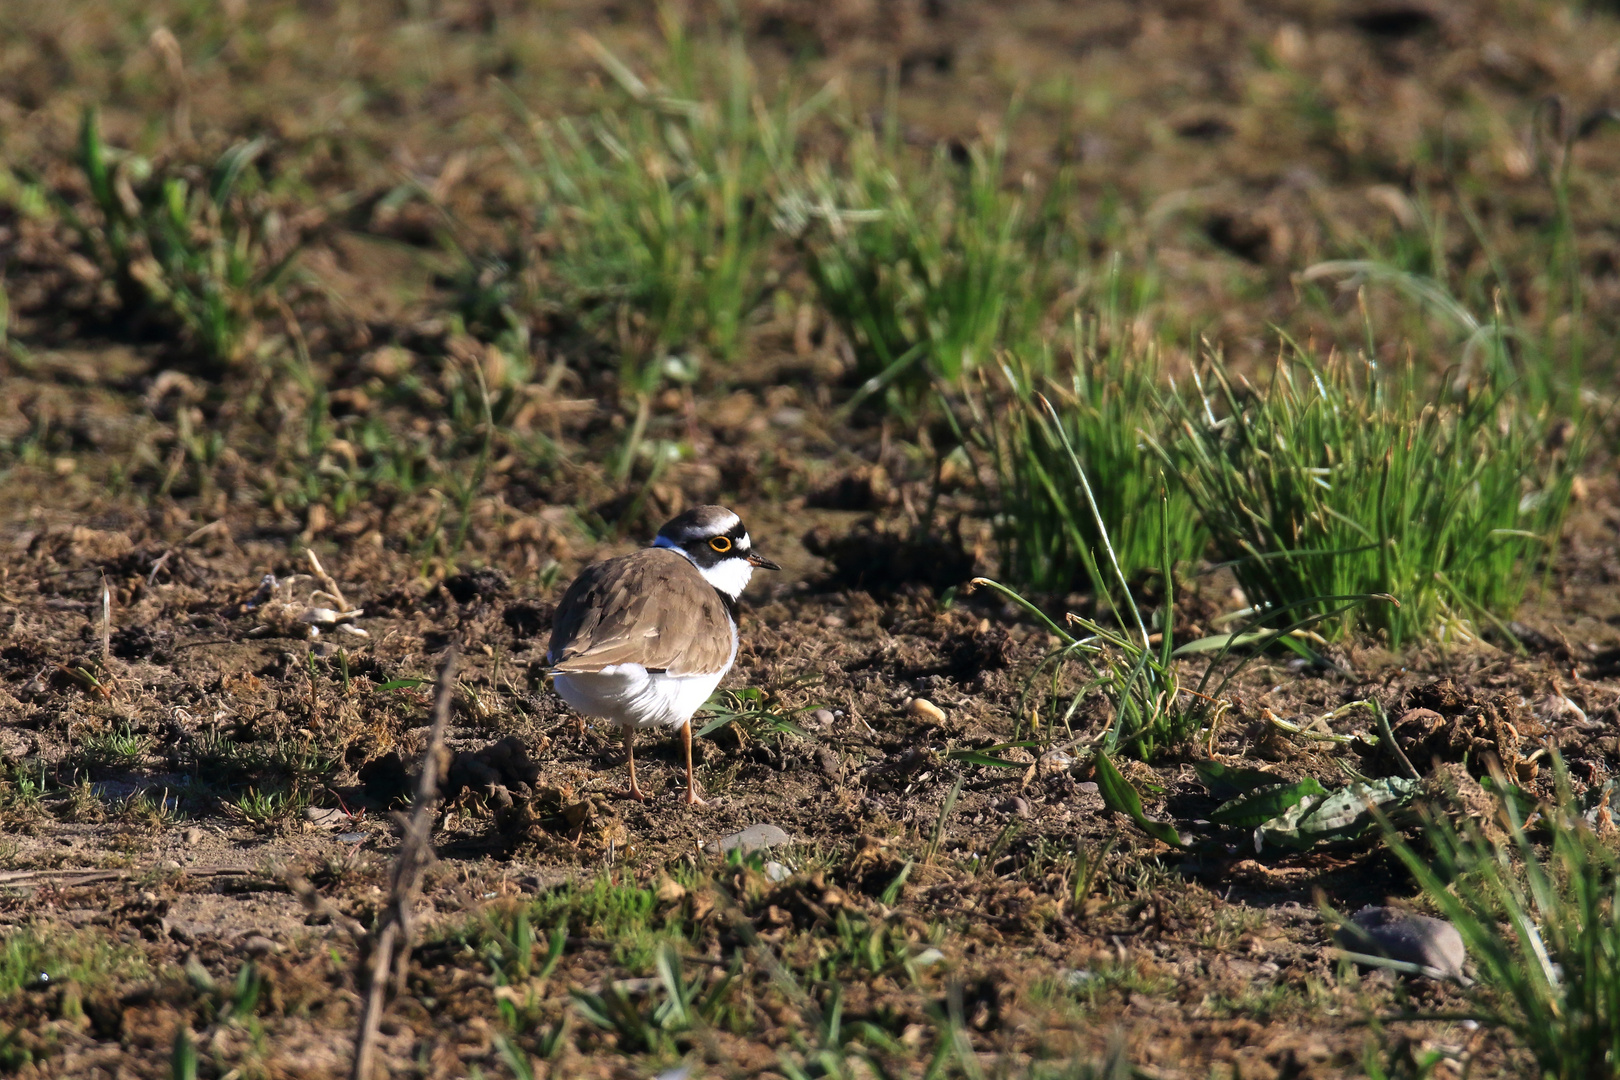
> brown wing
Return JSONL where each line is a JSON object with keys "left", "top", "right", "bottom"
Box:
{"left": 547, "top": 548, "right": 734, "bottom": 676}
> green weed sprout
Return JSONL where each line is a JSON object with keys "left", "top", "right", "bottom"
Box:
{"left": 778, "top": 121, "right": 1040, "bottom": 413}
{"left": 67, "top": 107, "right": 303, "bottom": 368}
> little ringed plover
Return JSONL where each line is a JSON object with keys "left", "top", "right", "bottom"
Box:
{"left": 547, "top": 505, "right": 779, "bottom": 805}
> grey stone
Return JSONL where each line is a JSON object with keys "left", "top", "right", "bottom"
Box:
{"left": 1336, "top": 906, "right": 1466, "bottom": 979}
{"left": 813, "top": 709, "right": 836, "bottom": 728}
{"left": 711, "top": 823, "right": 792, "bottom": 856}
{"left": 303, "top": 806, "right": 347, "bottom": 829}
{"left": 242, "top": 935, "right": 282, "bottom": 958}
{"left": 1039, "top": 749, "right": 1074, "bottom": 774}
{"left": 763, "top": 861, "right": 792, "bottom": 882}
{"left": 181, "top": 827, "right": 204, "bottom": 845}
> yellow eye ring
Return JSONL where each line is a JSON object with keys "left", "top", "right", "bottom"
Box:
{"left": 709, "top": 536, "right": 732, "bottom": 553}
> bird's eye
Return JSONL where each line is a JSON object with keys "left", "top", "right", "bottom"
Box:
{"left": 709, "top": 536, "right": 732, "bottom": 553}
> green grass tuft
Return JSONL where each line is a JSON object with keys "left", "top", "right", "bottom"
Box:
{"left": 1156, "top": 346, "right": 1581, "bottom": 648}
{"left": 63, "top": 107, "right": 305, "bottom": 368}
{"left": 781, "top": 121, "right": 1042, "bottom": 412}
{"left": 0, "top": 923, "right": 147, "bottom": 1000}
{"left": 958, "top": 305, "right": 1206, "bottom": 595}
{"left": 513, "top": 13, "right": 821, "bottom": 399}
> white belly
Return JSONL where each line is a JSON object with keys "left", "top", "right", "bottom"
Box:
{"left": 553, "top": 665, "right": 726, "bottom": 730}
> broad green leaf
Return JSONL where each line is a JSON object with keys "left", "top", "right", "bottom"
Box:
{"left": 1259, "top": 777, "right": 1420, "bottom": 849}
{"left": 1094, "top": 752, "right": 1183, "bottom": 848}
{"left": 1210, "top": 778, "right": 1328, "bottom": 828}
{"left": 376, "top": 678, "right": 429, "bottom": 691}
{"left": 1193, "top": 759, "right": 1284, "bottom": 800}
{"left": 694, "top": 714, "right": 735, "bottom": 738}
{"left": 1173, "top": 631, "right": 1279, "bottom": 656}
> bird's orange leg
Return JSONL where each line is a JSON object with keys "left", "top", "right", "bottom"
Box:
{"left": 624, "top": 727, "right": 647, "bottom": 802}
{"left": 681, "top": 720, "right": 707, "bottom": 806}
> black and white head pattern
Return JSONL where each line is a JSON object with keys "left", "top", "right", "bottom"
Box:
{"left": 652, "top": 505, "right": 777, "bottom": 599}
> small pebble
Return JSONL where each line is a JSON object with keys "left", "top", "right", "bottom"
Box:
{"left": 1038, "top": 749, "right": 1074, "bottom": 774}
{"left": 711, "top": 823, "right": 792, "bottom": 856}
{"left": 908, "top": 697, "right": 947, "bottom": 724}
{"left": 242, "top": 935, "right": 282, "bottom": 958}
{"left": 181, "top": 827, "right": 204, "bottom": 845}
{"left": 1077, "top": 781, "right": 1100, "bottom": 794}
{"left": 812, "top": 709, "right": 836, "bottom": 728}
{"left": 304, "top": 806, "right": 347, "bottom": 829}
{"left": 763, "top": 861, "right": 792, "bottom": 883}
{"left": 1010, "top": 796, "right": 1031, "bottom": 818}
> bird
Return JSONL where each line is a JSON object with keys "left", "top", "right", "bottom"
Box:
{"left": 546, "top": 505, "right": 780, "bottom": 805}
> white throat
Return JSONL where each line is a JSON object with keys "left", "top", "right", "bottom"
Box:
{"left": 654, "top": 536, "right": 753, "bottom": 601}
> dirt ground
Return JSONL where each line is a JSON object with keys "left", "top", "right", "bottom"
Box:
{"left": 3, "top": 1, "right": 1620, "bottom": 1078}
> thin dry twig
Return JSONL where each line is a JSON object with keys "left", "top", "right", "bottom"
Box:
{"left": 1382, "top": 704, "right": 1423, "bottom": 781}
{"left": 99, "top": 575, "right": 112, "bottom": 671}
{"left": 0, "top": 866, "right": 253, "bottom": 887}
{"left": 286, "top": 874, "right": 369, "bottom": 943}
{"left": 306, "top": 549, "right": 349, "bottom": 612}
{"left": 350, "top": 649, "right": 457, "bottom": 1080}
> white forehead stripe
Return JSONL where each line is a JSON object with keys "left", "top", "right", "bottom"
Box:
{"left": 679, "top": 509, "right": 740, "bottom": 538}
{"left": 658, "top": 507, "right": 741, "bottom": 543}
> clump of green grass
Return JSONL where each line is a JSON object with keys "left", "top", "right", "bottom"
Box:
{"left": 1156, "top": 347, "right": 1580, "bottom": 648}
{"left": 0, "top": 923, "right": 147, "bottom": 1000}
{"left": 957, "top": 303, "right": 1205, "bottom": 595}
{"left": 971, "top": 410, "right": 1380, "bottom": 763}
{"left": 513, "top": 12, "right": 821, "bottom": 399}
{"left": 1358, "top": 763, "right": 1620, "bottom": 1079}
{"left": 229, "top": 786, "right": 310, "bottom": 830}
{"left": 572, "top": 941, "right": 740, "bottom": 1056}
{"left": 75, "top": 722, "right": 148, "bottom": 772}
{"left": 780, "top": 121, "right": 1041, "bottom": 412}
{"left": 0, "top": 762, "right": 49, "bottom": 818}
{"left": 467, "top": 872, "right": 690, "bottom": 973}
{"left": 63, "top": 108, "right": 304, "bottom": 368}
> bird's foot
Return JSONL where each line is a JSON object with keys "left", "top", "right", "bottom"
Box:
{"left": 683, "top": 788, "right": 708, "bottom": 807}
{"left": 625, "top": 785, "right": 649, "bottom": 803}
